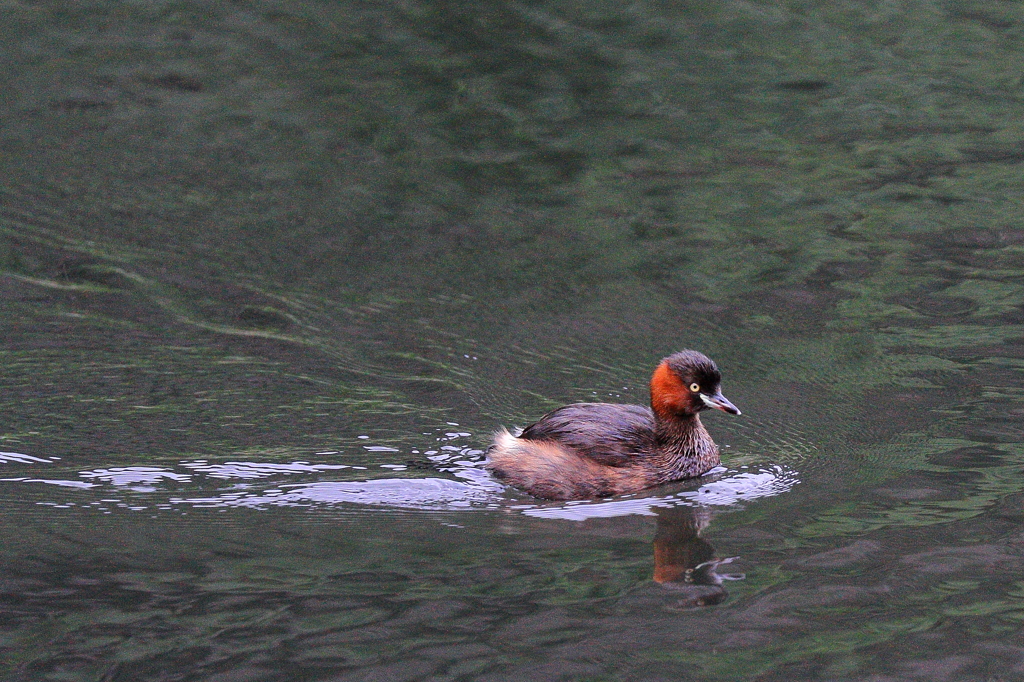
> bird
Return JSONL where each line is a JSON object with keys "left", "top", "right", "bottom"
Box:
{"left": 486, "top": 350, "right": 740, "bottom": 500}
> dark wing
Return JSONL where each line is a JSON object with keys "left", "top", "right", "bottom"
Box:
{"left": 518, "top": 403, "right": 656, "bottom": 466}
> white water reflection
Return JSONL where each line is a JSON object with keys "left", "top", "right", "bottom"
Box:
{"left": 175, "top": 477, "right": 503, "bottom": 510}
{"left": 166, "top": 463, "right": 798, "bottom": 518}
{"left": 0, "top": 446, "right": 798, "bottom": 518}
{"left": 520, "top": 465, "right": 799, "bottom": 520}
{"left": 0, "top": 451, "right": 56, "bottom": 464}
{"left": 81, "top": 467, "right": 191, "bottom": 487}
{"left": 180, "top": 460, "right": 355, "bottom": 479}
{"left": 2, "top": 477, "right": 97, "bottom": 489}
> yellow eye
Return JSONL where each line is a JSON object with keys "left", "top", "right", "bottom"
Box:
{"left": 689, "top": 382, "right": 700, "bottom": 393}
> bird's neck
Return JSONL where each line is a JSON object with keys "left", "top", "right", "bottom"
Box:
{"left": 651, "top": 412, "right": 720, "bottom": 479}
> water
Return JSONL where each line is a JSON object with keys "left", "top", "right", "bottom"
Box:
{"left": 4, "top": 0, "right": 1024, "bottom": 679}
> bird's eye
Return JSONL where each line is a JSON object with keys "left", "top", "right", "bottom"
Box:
{"left": 689, "top": 382, "right": 700, "bottom": 393}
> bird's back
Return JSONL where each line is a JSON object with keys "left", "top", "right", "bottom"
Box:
{"left": 518, "top": 402, "right": 657, "bottom": 466}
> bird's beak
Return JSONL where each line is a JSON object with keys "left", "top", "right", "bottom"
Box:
{"left": 700, "top": 392, "right": 741, "bottom": 416}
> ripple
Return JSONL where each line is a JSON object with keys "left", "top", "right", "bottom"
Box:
{"left": 80, "top": 467, "right": 192, "bottom": 486}
{"left": 156, "top": 462, "right": 797, "bottom": 517}
{"left": 518, "top": 465, "right": 800, "bottom": 520}
{"left": 0, "top": 451, "right": 56, "bottom": 464}
{"left": 180, "top": 461, "right": 355, "bottom": 479}
{"left": 172, "top": 477, "right": 503, "bottom": 511}
{"left": 9, "top": 478, "right": 97, "bottom": 489}
{"left": 0, "top": 447, "right": 797, "bottom": 518}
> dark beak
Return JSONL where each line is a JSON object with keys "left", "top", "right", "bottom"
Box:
{"left": 701, "top": 392, "right": 741, "bottom": 416}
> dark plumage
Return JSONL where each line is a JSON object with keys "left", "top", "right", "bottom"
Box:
{"left": 486, "top": 350, "right": 740, "bottom": 500}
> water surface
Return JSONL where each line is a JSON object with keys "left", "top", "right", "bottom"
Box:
{"left": 4, "top": 0, "right": 1024, "bottom": 679}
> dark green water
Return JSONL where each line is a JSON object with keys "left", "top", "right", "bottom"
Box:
{"left": 4, "top": 1, "right": 1024, "bottom": 679}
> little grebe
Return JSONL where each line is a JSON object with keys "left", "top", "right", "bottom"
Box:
{"left": 486, "top": 350, "right": 740, "bottom": 500}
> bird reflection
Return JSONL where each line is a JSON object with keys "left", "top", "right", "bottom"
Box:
{"left": 652, "top": 505, "right": 744, "bottom": 607}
